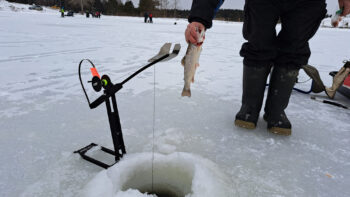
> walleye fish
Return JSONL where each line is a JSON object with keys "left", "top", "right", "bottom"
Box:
{"left": 181, "top": 29, "right": 205, "bottom": 97}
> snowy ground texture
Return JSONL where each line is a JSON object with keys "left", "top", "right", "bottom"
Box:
{"left": 1, "top": 1, "right": 350, "bottom": 197}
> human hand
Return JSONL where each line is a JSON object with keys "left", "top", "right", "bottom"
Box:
{"left": 185, "top": 22, "right": 205, "bottom": 45}
{"left": 339, "top": 0, "right": 350, "bottom": 16}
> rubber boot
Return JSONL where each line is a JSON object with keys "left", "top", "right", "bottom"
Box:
{"left": 264, "top": 66, "right": 299, "bottom": 135}
{"left": 235, "top": 64, "right": 272, "bottom": 129}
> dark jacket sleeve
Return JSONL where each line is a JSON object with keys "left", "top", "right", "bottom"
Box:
{"left": 188, "top": 0, "right": 224, "bottom": 29}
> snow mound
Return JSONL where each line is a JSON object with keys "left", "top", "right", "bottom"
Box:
{"left": 82, "top": 152, "right": 233, "bottom": 197}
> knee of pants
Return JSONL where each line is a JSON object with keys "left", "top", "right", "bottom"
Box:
{"left": 240, "top": 42, "right": 277, "bottom": 67}
{"left": 274, "top": 1, "right": 327, "bottom": 67}
{"left": 274, "top": 43, "right": 311, "bottom": 68}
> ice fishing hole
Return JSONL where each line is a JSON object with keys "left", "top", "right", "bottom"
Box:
{"left": 83, "top": 152, "right": 233, "bottom": 197}
{"left": 121, "top": 159, "right": 194, "bottom": 197}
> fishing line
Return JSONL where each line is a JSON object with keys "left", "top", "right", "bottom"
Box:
{"left": 151, "top": 61, "right": 156, "bottom": 192}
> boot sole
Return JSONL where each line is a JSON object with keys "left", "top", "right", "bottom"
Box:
{"left": 268, "top": 127, "right": 291, "bottom": 136}
{"left": 263, "top": 114, "right": 291, "bottom": 136}
{"left": 234, "top": 120, "right": 256, "bottom": 129}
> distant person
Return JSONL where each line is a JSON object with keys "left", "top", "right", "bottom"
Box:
{"left": 96, "top": 11, "right": 101, "bottom": 18}
{"left": 144, "top": 12, "right": 148, "bottom": 23}
{"left": 60, "top": 7, "right": 64, "bottom": 18}
{"left": 149, "top": 13, "right": 153, "bottom": 23}
{"left": 86, "top": 12, "right": 90, "bottom": 18}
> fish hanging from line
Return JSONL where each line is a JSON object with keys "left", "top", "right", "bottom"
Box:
{"left": 181, "top": 28, "right": 205, "bottom": 97}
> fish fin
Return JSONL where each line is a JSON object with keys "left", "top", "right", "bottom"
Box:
{"left": 181, "top": 56, "right": 185, "bottom": 66}
{"left": 195, "top": 63, "right": 199, "bottom": 68}
{"left": 181, "top": 88, "right": 191, "bottom": 97}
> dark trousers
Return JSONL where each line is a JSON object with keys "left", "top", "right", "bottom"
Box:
{"left": 240, "top": 0, "right": 327, "bottom": 68}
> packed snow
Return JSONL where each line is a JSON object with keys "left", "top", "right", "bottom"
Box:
{"left": 1, "top": 1, "right": 350, "bottom": 197}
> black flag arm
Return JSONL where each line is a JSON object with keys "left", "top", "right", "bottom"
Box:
{"left": 78, "top": 43, "right": 180, "bottom": 109}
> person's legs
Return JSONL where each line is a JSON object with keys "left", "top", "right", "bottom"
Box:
{"left": 240, "top": 0, "right": 280, "bottom": 67}
{"left": 264, "top": 0, "right": 327, "bottom": 135}
{"left": 235, "top": 65, "right": 272, "bottom": 129}
{"left": 235, "top": 0, "right": 280, "bottom": 129}
{"left": 275, "top": 0, "right": 327, "bottom": 67}
{"left": 264, "top": 66, "right": 299, "bottom": 135}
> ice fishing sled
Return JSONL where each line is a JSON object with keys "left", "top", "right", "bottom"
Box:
{"left": 266, "top": 61, "right": 350, "bottom": 109}
{"left": 299, "top": 61, "right": 350, "bottom": 109}
{"left": 330, "top": 71, "right": 350, "bottom": 99}
{"left": 296, "top": 61, "right": 350, "bottom": 99}
{"left": 74, "top": 43, "right": 181, "bottom": 169}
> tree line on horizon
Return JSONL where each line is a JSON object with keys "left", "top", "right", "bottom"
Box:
{"left": 7, "top": 0, "right": 244, "bottom": 21}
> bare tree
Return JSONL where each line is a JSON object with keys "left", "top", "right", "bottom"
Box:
{"left": 173, "top": 0, "right": 178, "bottom": 18}
{"left": 68, "top": 0, "right": 94, "bottom": 12}
{"left": 159, "top": 0, "right": 168, "bottom": 17}
{"left": 139, "top": 0, "right": 158, "bottom": 12}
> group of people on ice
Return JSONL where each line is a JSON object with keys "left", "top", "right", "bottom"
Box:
{"left": 144, "top": 12, "right": 153, "bottom": 23}
{"left": 59, "top": 7, "right": 101, "bottom": 18}
{"left": 185, "top": 0, "right": 350, "bottom": 136}
{"left": 86, "top": 11, "right": 101, "bottom": 18}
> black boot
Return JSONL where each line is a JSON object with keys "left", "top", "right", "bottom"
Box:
{"left": 264, "top": 66, "right": 299, "bottom": 135}
{"left": 235, "top": 64, "right": 272, "bottom": 129}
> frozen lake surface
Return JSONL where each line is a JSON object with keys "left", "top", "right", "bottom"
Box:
{"left": 1, "top": 1, "right": 350, "bottom": 196}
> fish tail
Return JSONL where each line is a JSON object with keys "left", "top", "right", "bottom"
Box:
{"left": 181, "top": 88, "right": 191, "bottom": 97}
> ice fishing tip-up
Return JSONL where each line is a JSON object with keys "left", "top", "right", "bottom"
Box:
{"left": 74, "top": 43, "right": 181, "bottom": 169}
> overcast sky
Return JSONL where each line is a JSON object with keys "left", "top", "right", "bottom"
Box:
{"left": 128, "top": 0, "right": 339, "bottom": 14}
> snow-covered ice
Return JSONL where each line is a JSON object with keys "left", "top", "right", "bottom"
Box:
{"left": 1, "top": 1, "right": 350, "bottom": 197}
